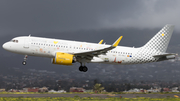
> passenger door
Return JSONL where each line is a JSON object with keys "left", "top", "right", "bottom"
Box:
{"left": 24, "top": 38, "right": 30, "bottom": 48}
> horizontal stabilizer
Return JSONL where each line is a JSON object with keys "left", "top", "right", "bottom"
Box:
{"left": 153, "top": 53, "right": 176, "bottom": 60}
{"left": 153, "top": 53, "right": 176, "bottom": 58}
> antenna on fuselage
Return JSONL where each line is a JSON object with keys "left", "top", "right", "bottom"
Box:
{"left": 29, "top": 34, "right": 31, "bottom": 37}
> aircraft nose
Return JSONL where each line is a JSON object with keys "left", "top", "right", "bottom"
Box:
{"left": 2, "top": 42, "right": 9, "bottom": 50}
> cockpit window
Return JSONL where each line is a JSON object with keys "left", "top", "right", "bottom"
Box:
{"left": 11, "top": 39, "right": 18, "bottom": 43}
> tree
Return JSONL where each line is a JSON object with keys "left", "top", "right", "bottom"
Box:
{"left": 93, "top": 79, "right": 98, "bottom": 85}
{"left": 93, "top": 83, "right": 104, "bottom": 93}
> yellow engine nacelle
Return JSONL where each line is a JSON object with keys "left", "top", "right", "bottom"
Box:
{"left": 51, "top": 52, "right": 76, "bottom": 65}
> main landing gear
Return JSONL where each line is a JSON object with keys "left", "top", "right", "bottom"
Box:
{"left": 79, "top": 63, "right": 88, "bottom": 72}
{"left": 22, "top": 55, "right": 28, "bottom": 65}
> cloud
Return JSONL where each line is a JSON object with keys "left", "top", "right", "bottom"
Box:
{"left": 100, "top": 0, "right": 180, "bottom": 30}
{"left": 0, "top": 0, "right": 180, "bottom": 37}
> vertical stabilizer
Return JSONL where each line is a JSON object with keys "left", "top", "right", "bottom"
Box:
{"left": 142, "top": 24, "right": 174, "bottom": 53}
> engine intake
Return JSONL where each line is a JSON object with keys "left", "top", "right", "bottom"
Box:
{"left": 51, "top": 52, "right": 76, "bottom": 65}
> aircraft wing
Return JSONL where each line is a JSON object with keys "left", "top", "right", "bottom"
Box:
{"left": 73, "top": 36, "right": 123, "bottom": 60}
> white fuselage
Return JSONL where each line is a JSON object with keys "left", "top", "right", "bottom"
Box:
{"left": 2, "top": 25, "right": 175, "bottom": 72}
{"left": 3, "top": 36, "right": 158, "bottom": 65}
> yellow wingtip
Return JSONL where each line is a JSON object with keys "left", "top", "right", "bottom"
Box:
{"left": 98, "top": 40, "right": 103, "bottom": 44}
{"left": 113, "top": 36, "right": 123, "bottom": 47}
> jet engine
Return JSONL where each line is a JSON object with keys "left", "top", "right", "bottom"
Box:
{"left": 51, "top": 52, "right": 76, "bottom": 65}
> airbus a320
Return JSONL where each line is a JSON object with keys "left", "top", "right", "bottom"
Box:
{"left": 2, "top": 25, "right": 176, "bottom": 72}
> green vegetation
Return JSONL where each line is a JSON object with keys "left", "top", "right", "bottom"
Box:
{"left": 0, "top": 97, "right": 180, "bottom": 101}
{"left": 93, "top": 83, "right": 104, "bottom": 93}
{"left": 1, "top": 91, "right": 180, "bottom": 94}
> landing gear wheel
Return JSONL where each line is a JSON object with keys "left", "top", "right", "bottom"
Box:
{"left": 79, "top": 66, "right": 88, "bottom": 72}
{"left": 22, "top": 61, "right": 26, "bottom": 65}
{"left": 82, "top": 66, "right": 88, "bottom": 72}
{"left": 22, "top": 55, "right": 28, "bottom": 65}
{"left": 79, "top": 62, "right": 88, "bottom": 72}
{"left": 79, "top": 66, "right": 83, "bottom": 71}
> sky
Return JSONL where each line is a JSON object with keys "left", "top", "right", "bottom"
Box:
{"left": 0, "top": 0, "right": 180, "bottom": 36}
{"left": 0, "top": 0, "right": 180, "bottom": 74}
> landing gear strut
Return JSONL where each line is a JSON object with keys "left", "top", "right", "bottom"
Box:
{"left": 22, "top": 55, "right": 28, "bottom": 65}
{"left": 79, "top": 63, "right": 88, "bottom": 72}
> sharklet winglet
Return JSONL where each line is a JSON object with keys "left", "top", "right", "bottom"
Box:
{"left": 112, "top": 36, "right": 123, "bottom": 47}
{"left": 98, "top": 40, "right": 103, "bottom": 44}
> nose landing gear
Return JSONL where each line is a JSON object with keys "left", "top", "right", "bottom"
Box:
{"left": 22, "top": 55, "right": 28, "bottom": 65}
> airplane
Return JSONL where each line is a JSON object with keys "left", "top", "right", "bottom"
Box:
{"left": 2, "top": 25, "right": 176, "bottom": 72}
